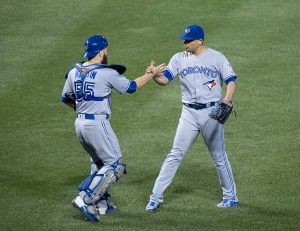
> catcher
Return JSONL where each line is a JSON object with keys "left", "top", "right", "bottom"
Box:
{"left": 61, "top": 34, "right": 165, "bottom": 222}
{"left": 146, "top": 24, "right": 239, "bottom": 212}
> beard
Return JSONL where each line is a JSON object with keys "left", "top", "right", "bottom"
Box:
{"left": 102, "top": 53, "right": 108, "bottom": 64}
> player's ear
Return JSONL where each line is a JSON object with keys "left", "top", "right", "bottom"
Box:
{"left": 198, "top": 39, "right": 203, "bottom": 45}
{"left": 99, "top": 49, "right": 107, "bottom": 57}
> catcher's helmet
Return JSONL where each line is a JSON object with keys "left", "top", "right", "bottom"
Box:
{"left": 177, "top": 24, "right": 205, "bottom": 41}
{"left": 83, "top": 35, "right": 108, "bottom": 58}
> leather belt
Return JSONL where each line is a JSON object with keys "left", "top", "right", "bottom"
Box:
{"left": 183, "top": 102, "right": 216, "bottom": 110}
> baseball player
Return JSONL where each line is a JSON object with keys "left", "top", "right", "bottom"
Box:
{"left": 61, "top": 34, "right": 164, "bottom": 222}
{"left": 146, "top": 24, "right": 239, "bottom": 212}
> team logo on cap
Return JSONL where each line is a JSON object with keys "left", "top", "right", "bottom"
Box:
{"left": 185, "top": 28, "right": 190, "bottom": 33}
{"left": 203, "top": 80, "right": 217, "bottom": 90}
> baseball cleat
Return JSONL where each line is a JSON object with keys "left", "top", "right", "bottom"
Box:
{"left": 146, "top": 200, "right": 160, "bottom": 212}
{"left": 79, "top": 205, "right": 101, "bottom": 222}
{"left": 106, "top": 203, "right": 117, "bottom": 214}
{"left": 217, "top": 198, "right": 240, "bottom": 208}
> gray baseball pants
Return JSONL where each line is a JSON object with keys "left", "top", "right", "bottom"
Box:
{"left": 150, "top": 105, "right": 238, "bottom": 202}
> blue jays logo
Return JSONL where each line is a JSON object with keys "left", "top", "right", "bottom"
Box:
{"left": 203, "top": 80, "right": 217, "bottom": 90}
{"left": 185, "top": 28, "right": 190, "bottom": 33}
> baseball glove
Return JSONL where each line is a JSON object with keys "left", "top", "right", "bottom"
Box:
{"left": 209, "top": 99, "right": 233, "bottom": 124}
{"left": 64, "top": 93, "right": 76, "bottom": 110}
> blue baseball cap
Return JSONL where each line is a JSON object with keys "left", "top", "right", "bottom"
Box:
{"left": 83, "top": 35, "right": 108, "bottom": 58}
{"left": 177, "top": 24, "right": 205, "bottom": 40}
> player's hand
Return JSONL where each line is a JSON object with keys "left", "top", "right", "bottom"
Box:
{"left": 146, "top": 60, "right": 166, "bottom": 77}
{"left": 145, "top": 60, "right": 155, "bottom": 75}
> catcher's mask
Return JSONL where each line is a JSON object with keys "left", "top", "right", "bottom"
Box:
{"left": 83, "top": 35, "right": 108, "bottom": 58}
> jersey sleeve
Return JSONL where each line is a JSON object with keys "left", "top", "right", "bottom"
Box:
{"left": 218, "top": 54, "right": 237, "bottom": 84}
{"left": 163, "top": 53, "right": 180, "bottom": 81}
{"left": 108, "top": 71, "right": 132, "bottom": 95}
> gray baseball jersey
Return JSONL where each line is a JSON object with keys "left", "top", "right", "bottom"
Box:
{"left": 164, "top": 48, "right": 237, "bottom": 104}
{"left": 62, "top": 62, "right": 135, "bottom": 166}
{"left": 62, "top": 62, "right": 132, "bottom": 115}
{"left": 150, "top": 48, "right": 238, "bottom": 203}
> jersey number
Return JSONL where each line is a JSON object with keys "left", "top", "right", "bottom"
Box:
{"left": 74, "top": 81, "right": 95, "bottom": 101}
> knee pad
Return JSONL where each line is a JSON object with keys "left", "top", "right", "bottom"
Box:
{"left": 81, "top": 166, "right": 117, "bottom": 205}
{"left": 80, "top": 159, "right": 127, "bottom": 205}
{"left": 79, "top": 158, "right": 106, "bottom": 191}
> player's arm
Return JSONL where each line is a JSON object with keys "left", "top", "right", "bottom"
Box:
{"left": 126, "top": 62, "right": 166, "bottom": 93}
{"left": 219, "top": 54, "right": 237, "bottom": 102}
{"left": 152, "top": 54, "right": 178, "bottom": 87}
{"left": 130, "top": 73, "right": 154, "bottom": 90}
{"left": 223, "top": 81, "right": 236, "bottom": 102}
{"left": 61, "top": 92, "right": 76, "bottom": 110}
{"left": 153, "top": 67, "right": 175, "bottom": 86}
{"left": 135, "top": 62, "right": 166, "bottom": 89}
{"left": 153, "top": 74, "right": 170, "bottom": 86}
{"left": 61, "top": 73, "right": 76, "bottom": 110}
{"left": 149, "top": 61, "right": 171, "bottom": 86}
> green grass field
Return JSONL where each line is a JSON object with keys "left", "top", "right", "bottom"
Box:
{"left": 1, "top": 0, "right": 299, "bottom": 230}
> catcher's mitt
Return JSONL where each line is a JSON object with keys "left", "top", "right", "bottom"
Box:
{"left": 64, "top": 93, "right": 76, "bottom": 110}
{"left": 209, "top": 99, "right": 233, "bottom": 124}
